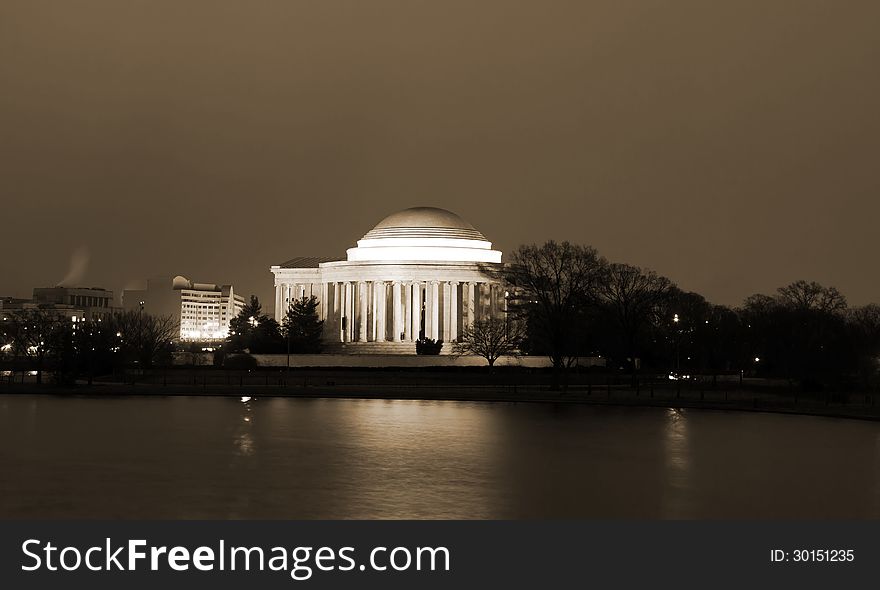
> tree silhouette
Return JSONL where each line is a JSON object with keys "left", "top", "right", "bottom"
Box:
{"left": 110, "top": 310, "right": 178, "bottom": 369}
{"left": 283, "top": 296, "right": 324, "bottom": 354}
{"left": 500, "top": 241, "right": 605, "bottom": 384}
{"left": 596, "top": 263, "right": 673, "bottom": 374}
{"left": 740, "top": 281, "right": 849, "bottom": 388}
{"left": 778, "top": 280, "right": 847, "bottom": 313}
{"left": 227, "top": 295, "right": 284, "bottom": 353}
{"left": 453, "top": 317, "right": 523, "bottom": 367}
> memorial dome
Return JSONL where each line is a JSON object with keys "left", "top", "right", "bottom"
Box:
{"left": 347, "top": 207, "right": 502, "bottom": 263}
{"left": 362, "top": 207, "right": 488, "bottom": 241}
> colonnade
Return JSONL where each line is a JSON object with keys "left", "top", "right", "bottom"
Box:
{"left": 275, "top": 280, "right": 505, "bottom": 343}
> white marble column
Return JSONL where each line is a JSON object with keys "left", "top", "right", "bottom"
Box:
{"left": 337, "top": 282, "right": 343, "bottom": 342}
{"left": 368, "top": 282, "right": 375, "bottom": 341}
{"left": 344, "top": 282, "right": 353, "bottom": 342}
{"left": 392, "top": 281, "right": 402, "bottom": 342}
{"left": 410, "top": 282, "right": 421, "bottom": 340}
{"left": 376, "top": 281, "right": 387, "bottom": 342}
{"left": 275, "top": 284, "right": 283, "bottom": 322}
{"left": 485, "top": 283, "right": 492, "bottom": 318}
{"left": 429, "top": 281, "right": 440, "bottom": 340}
{"left": 319, "top": 282, "right": 328, "bottom": 320}
{"left": 424, "top": 281, "right": 433, "bottom": 339}
{"left": 325, "top": 283, "right": 333, "bottom": 338}
{"left": 337, "top": 282, "right": 344, "bottom": 340}
{"left": 449, "top": 281, "right": 458, "bottom": 341}
{"left": 358, "top": 281, "right": 368, "bottom": 342}
{"left": 338, "top": 283, "right": 345, "bottom": 342}
{"left": 403, "top": 282, "right": 412, "bottom": 341}
{"left": 442, "top": 282, "right": 451, "bottom": 340}
{"left": 466, "top": 281, "right": 476, "bottom": 328}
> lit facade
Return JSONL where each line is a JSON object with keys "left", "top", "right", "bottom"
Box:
{"left": 123, "top": 277, "right": 246, "bottom": 342}
{"left": 178, "top": 283, "right": 245, "bottom": 341}
{"left": 270, "top": 207, "right": 506, "bottom": 352}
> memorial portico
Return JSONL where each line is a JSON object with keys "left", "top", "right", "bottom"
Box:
{"left": 270, "top": 207, "right": 505, "bottom": 352}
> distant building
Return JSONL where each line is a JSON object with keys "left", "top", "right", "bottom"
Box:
{"left": 1, "top": 287, "right": 118, "bottom": 327}
{"left": 0, "top": 296, "right": 76, "bottom": 325}
{"left": 32, "top": 286, "right": 117, "bottom": 322}
{"left": 0, "top": 296, "right": 32, "bottom": 312}
{"left": 123, "top": 276, "right": 246, "bottom": 342}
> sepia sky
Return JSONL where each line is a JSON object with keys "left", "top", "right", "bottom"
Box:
{"left": 1, "top": 1, "right": 878, "bottom": 311}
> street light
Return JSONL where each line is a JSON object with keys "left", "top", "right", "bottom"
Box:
{"left": 672, "top": 313, "right": 681, "bottom": 373}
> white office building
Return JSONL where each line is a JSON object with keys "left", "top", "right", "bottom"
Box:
{"left": 124, "top": 277, "right": 246, "bottom": 342}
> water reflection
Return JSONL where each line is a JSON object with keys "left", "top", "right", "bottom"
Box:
{"left": 234, "top": 396, "right": 255, "bottom": 456}
{"left": 661, "top": 408, "right": 691, "bottom": 519}
{"left": 0, "top": 395, "right": 877, "bottom": 519}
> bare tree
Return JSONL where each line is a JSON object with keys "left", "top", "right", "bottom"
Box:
{"left": 500, "top": 241, "right": 605, "bottom": 380}
{"left": 778, "top": 280, "right": 847, "bottom": 313}
{"left": 110, "top": 310, "right": 178, "bottom": 368}
{"left": 596, "top": 263, "right": 673, "bottom": 374}
{"left": 453, "top": 318, "right": 524, "bottom": 367}
{"left": 741, "top": 281, "right": 849, "bottom": 385}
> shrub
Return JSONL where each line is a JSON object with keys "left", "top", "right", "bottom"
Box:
{"left": 416, "top": 338, "right": 443, "bottom": 355}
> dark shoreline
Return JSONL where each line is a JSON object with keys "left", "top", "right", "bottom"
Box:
{"left": 3, "top": 381, "right": 878, "bottom": 422}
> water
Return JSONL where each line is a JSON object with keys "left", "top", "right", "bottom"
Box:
{"left": 1, "top": 394, "right": 878, "bottom": 519}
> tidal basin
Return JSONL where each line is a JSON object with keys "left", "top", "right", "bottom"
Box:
{"left": 1, "top": 395, "right": 878, "bottom": 519}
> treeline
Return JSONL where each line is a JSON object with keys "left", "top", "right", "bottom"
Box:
{"left": 502, "top": 242, "right": 880, "bottom": 391}
{"left": 0, "top": 309, "right": 177, "bottom": 384}
{"left": 0, "top": 294, "right": 327, "bottom": 382}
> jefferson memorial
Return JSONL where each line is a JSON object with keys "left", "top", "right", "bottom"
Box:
{"left": 270, "top": 207, "right": 506, "bottom": 352}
